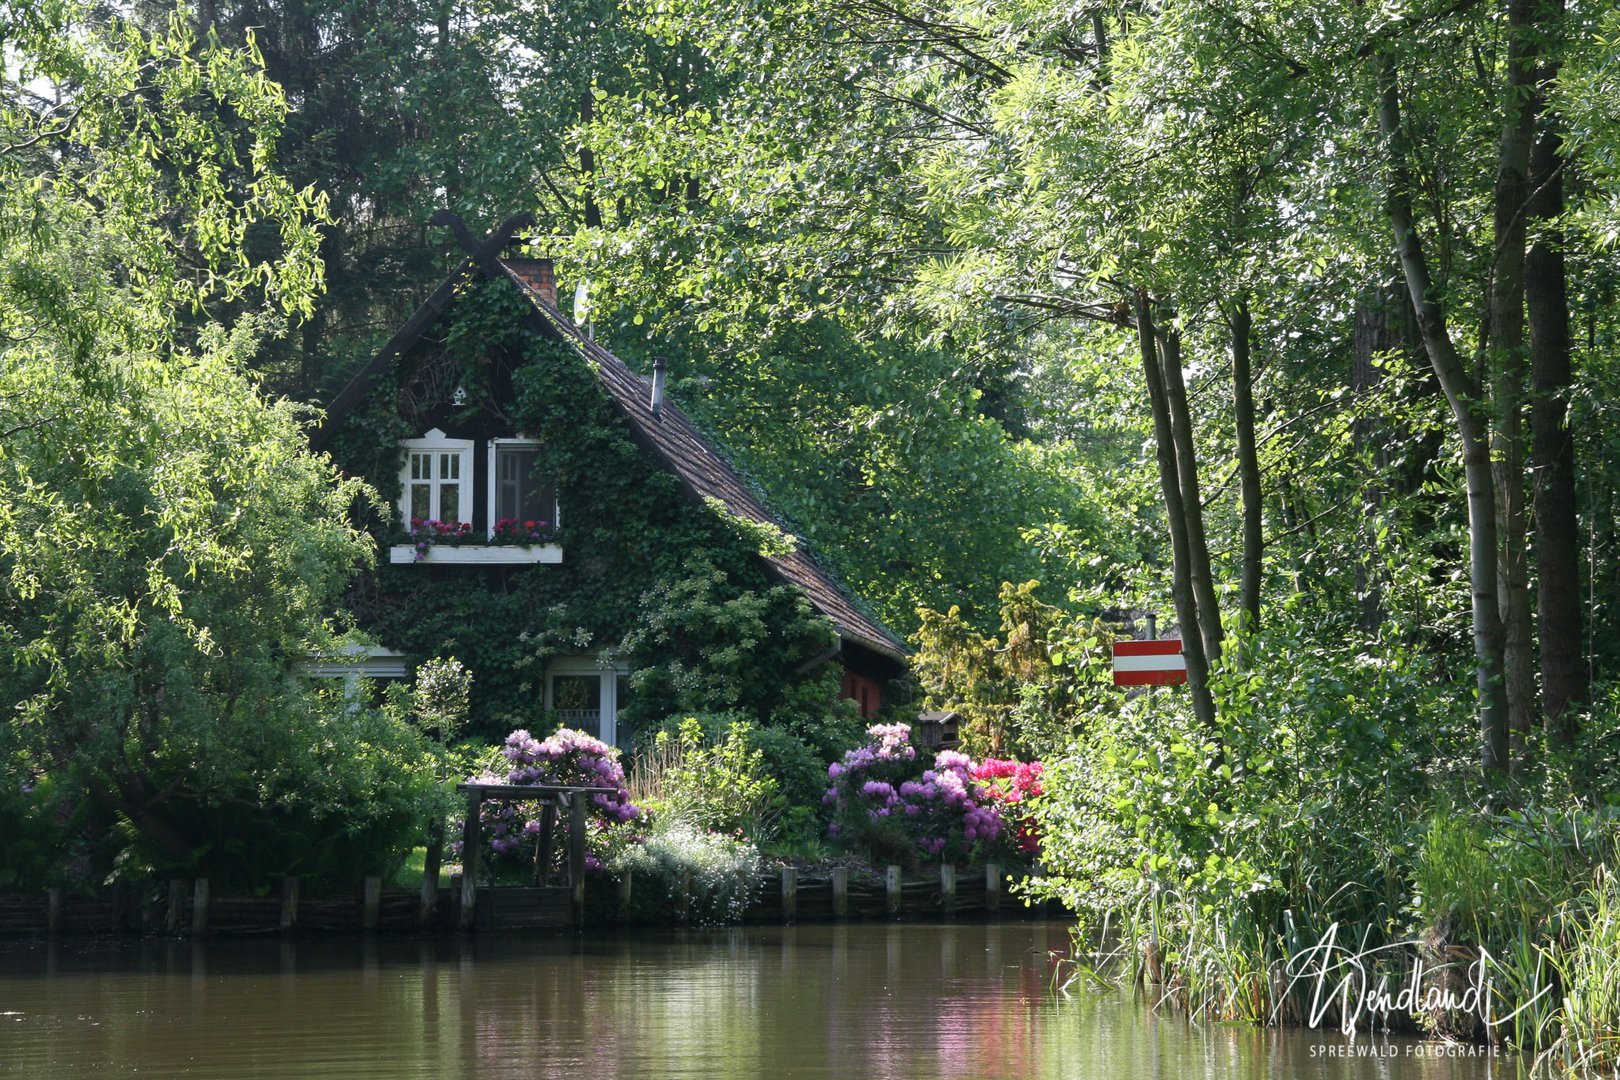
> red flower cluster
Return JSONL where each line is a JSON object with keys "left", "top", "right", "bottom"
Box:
{"left": 411, "top": 517, "right": 473, "bottom": 536}
{"left": 406, "top": 518, "right": 473, "bottom": 560}
{"left": 492, "top": 517, "right": 552, "bottom": 542}
{"left": 971, "top": 759, "right": 1044, "bottom": 854}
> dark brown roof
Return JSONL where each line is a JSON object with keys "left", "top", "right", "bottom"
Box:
{"left": 493, "top": 260, "right": 906, "bottom": 662}
{"left": 315, "top": 253, "right": 907, "bottom": 663}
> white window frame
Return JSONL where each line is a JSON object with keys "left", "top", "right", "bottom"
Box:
{"left": 399, "top": 428, "right": 473, "bottom": 526}
{"left": 301, "top": 644, "right": 409, "bottom": 715}
{"left": 545, "top": 653, "right": 631, "bottom": 750}
{"left": 487, "top": 437, "right": 561, "bottom": 539}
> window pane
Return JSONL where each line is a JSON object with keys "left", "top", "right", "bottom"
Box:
{"left": 498, "top": 449, "right": 523, "bottom": 485}
{"left": 410, "top": 484, "right": 430, "bottom": 522}
{"left": 441, "top": 452, "right": 460, "bottom": 480}
{"left": 614, "top": 675, "right": 634, "bottom": 752}
{"left": 410, "top": 452, "right": 430, "bottom": 481}
{"left": 552, "top": 674, "right": 601, "bottom": 738}
{"left": 520, "top": 481, "right": 554, "bottom": 527}
{"left": 553, "top": 674, "right": 600, "bottom": 710}
{"left": 440, "top": 484, "right": 459, "bottom": 523}
{"left": 496, "top": 446, "right": 552, "bottom": 525}
{"left": 496, "top": 447, "right": 521, "bottom": 521}
{"left": 517, "top": 449, "right": 549, "bottom": 523}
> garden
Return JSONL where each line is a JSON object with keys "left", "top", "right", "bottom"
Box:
{"left": 451, "top": 712, "right": 1045, "bottom": 927}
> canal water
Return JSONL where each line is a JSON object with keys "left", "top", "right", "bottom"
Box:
{"left": 0, "top": 921, "right": 1509, "bottom": 1078}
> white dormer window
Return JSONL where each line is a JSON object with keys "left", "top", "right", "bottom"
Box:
{"left": 387, "top": 430, "right": 562, "bottom": 565}
{"left": 488, "top": 438, "right": 559, "bottom": 537}
{"left": 400, "top": 428, "right": 473, "bottom": 525}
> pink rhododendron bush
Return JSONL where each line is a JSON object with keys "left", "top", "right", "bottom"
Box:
{"left": 971, "top": 758, "right": 1044, "bottom": 855}
{"left": 822, "top": 723, "right": 1041, "bottom": 864}
{"left": 457, "top": 728, "right": 642, "bottom": 871}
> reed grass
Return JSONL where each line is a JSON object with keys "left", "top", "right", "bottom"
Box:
{"left": 1054, "top": 823, "right": 1620, "bottom": 1076}
{"left": 1541, "top": 868, "right": 1620, "bottom": 1076}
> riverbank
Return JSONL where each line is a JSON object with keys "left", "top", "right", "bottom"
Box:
{"left": 1025, "top": 716, "right": 1620, "bottom": 1074}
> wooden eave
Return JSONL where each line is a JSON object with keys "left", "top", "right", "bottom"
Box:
{"left": 309, "top": 212, "right": 534, "bottom": 451}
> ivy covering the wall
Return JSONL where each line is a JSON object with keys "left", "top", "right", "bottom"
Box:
{"left": 326, "top": 279, "right": 866, "bottom": 754}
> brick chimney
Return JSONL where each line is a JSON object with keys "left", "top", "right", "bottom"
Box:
{"left": 506, "top": 257, "right": 557, "bottom": 306}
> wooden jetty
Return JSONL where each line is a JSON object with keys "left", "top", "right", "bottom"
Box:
{"left": 450, "top": 781, "right": 617, "bottom": 932}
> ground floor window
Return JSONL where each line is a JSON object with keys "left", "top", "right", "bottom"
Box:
{"left": 545, "top": 654, "right": 632, "bottom": 751}
{"left": 301, "top": 645, "right": 409, "bottom": 713}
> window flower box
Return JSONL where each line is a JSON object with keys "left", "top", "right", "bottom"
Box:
{"left": 389, "top": 544, "right": 562, "bottom": 565}
{"left": 393, "top": 517, "right": 561, "bottom": 564}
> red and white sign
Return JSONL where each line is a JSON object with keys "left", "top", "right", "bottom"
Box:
{"left": 1112, "top": 639, "right": 1186, "bottom": 686}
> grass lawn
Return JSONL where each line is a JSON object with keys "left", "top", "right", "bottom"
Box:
{"left": 390, "top": 847, "right": 428, "bottom": 888}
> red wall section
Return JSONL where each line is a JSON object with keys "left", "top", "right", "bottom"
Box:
{"left": 839, "top": 668, "right": 884, "bottom": 719}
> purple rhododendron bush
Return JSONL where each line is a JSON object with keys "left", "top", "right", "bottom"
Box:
{"left": 457, "top": 728, "right": 642, "bottom": 873}
{"left": 452, "top": 721, "right": 1040, "bottom": 884}
{"left": 823, "top": 723, "right": 1040, "bottom": 866}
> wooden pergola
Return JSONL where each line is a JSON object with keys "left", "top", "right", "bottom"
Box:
{"left": 455, "top": 782, "right": 617, "bottom": 931}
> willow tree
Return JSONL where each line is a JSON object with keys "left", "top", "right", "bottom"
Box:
{"left": 0, "top": 2, "right": 428, "bottom": 875}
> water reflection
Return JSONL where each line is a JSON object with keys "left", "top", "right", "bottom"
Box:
{"left": 0, "top": 922, "right": 1510, "bottom": 1079}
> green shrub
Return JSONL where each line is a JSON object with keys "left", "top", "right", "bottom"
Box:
{"left": 739, "top": 724, "right": 827, "bottom": 813}
{"left": 0, "top": 768, "right": 70, "bottom": 890}
{"left": 766, "top": 680, "right": 866, "bottom": 764}
{"left": 1549, "top": 866, "right": 1620, "bottom": 1076}
{"left": 413, "top": 656, "right": 473, "bottom": 742}
{"left": 1413, "top": 810, "right": 1600, "bottom": 951}
{"left": 630, "top": 716, "right": 783, "bottom": 839}
{"left": 113, "top": 685, "right": 441, "bottom": 891}
{"left": 1028, "top": 625, "right": 1471, "bottom": 1018}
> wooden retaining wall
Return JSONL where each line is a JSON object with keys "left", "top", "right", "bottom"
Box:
{"left": 472, "top": 885, "right": 573, "bottom": 931}
{"left": 590, "top": 863, "right": 1064, "bottom": 927}
{"left": 0, "top": 878, "right": 459, "bottom": 938}
{"left": 0, "top": 863, "right": 1061, "bottom": 938}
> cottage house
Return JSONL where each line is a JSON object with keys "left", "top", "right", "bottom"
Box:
{"left": 312, "top": 214, "right": 906, "bottom": 751}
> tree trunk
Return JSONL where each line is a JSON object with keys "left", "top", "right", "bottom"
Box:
{"left": 1352, "top": 280, "right": 1401, "bottom": 633}
{"left": 1490, "top": 0, "right": 1538, "bottom": 767}
{"left": 1229, "top": 300, "right": 1263, "bottom": 635}
{"left": 1526, "top": 0, "right": 1585, "bottom": 742}
{"left": 579, "top": 92, "right": 603, "bottom": 229}
{"left": 1135, "top": 289, "right": 1216, "bottom": 730}
{"left": 87, "top": 776, "right": 195, "bottom": 865}
{"left": 1375, "top": 54, "right": 1509, "bottom": 775}
{"left": 1156, "top": 321, "right": 1224, "bottom": 668}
